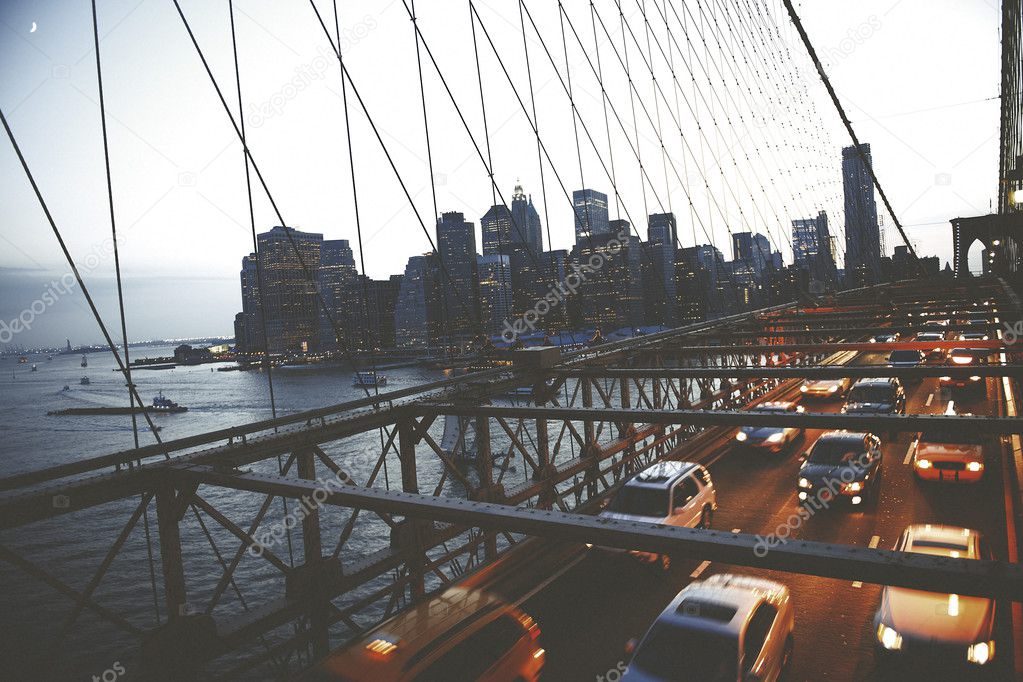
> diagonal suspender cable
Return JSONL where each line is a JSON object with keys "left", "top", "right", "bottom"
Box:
{"left": 227, "top": 0, "right": 296, "bottom": 571}
{"left": 89, "top": 0, "right": 161, "bottom": 627}
{"left": 780, "top": 0, "right": 920, "bottom": 268}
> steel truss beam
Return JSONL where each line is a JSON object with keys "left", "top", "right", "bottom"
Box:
{"left": 177, "top": 466, "right": 1023, "bottom": 601}
{"left": 554, "top": 366, "right": 1023, "bottom": 380}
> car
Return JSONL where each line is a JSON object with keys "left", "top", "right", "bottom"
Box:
{"left": 842, "top": 377, "right": 906, "bottom": 416}
{"left": 623, "top": 574, "right": 795, "bottom": 682}
{"left": 593, "top": 461, "right": 716, "bottom": 569}
{"left": 914, "top": 331, "right": 947, "bottom": 360}
{"left": 874, "top": 525, "right": 996, "bottom": 671}
{"left": 939, "top": 348, "right": 988, "bottom": 395}
{"left": 734, "top": 401, "right": 805, "bottom": 453}
{"left": 966, "top": 314, "right": 990, "bottom": 327}
{"left": 796, "top": 431, "right": 883, "bottom": 507}
{"left": 913, "top": 419, "right": 986, "bottom": 483}
{"left": 799, "top": 377, "right": 852, "bottom": 399}
{"left": 870, "top": 332, "right": 901, "bottom": 343}
{"left": 960, "top": 331, "right": 990, "bottom": 341}
{"left": 887, "top": 349, "right": 924, "bottom": 370}
{"left": 924, "top": 319, "right": 949, "bottom": 328}
{"left": 301, "top": 587, "right": 544, "bottom": 681}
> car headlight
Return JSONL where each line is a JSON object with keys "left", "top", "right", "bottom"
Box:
{"left": 915, "top": 458, "right": 932, "bottom": 469}
{"left": 828, "top": 385, "right": 839, "bottom": 393}
{"left": 970, "top": 375, "right": 981, "bottom": 381}
{"left": 877, "top": 623, "right": 903, "bottom": 651}
{"left": 735, "top": 431, "right": 748, "bottom": 442}
{"left": 843, "top": 481, "right": 863, "bottom": 493}
{"left": 800, "top": 385, "right": 809, "bottom": 393}
{"left": 940, "top": 376, "right": 952, "bottom": 381}
{"left": 798, "top": 477, "right": 811, "bottom": 488}
{"left": 967, "top": 461, "right": 983, "bottom": 472}
{"left": 967, "top": 640, "right": 994, "bottom": 665}
{"left": 766, "top": 432, "right": 785, "bottom": 443}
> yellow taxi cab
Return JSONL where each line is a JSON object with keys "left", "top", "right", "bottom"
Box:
{"left": 301, "top": 587, "right": 544, "bottom": 681}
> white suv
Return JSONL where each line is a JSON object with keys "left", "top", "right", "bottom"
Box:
{"left": 624, "top": 574, "right": 795, "bottom": 682}
{"left": 594, "top": 461, "right": 716, "bottom": 570}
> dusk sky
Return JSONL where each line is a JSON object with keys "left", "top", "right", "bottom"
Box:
{"left": 0, "top": 0, "right": 1003, "bottom": 348}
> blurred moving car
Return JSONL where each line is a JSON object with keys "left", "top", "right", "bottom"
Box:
{"left": 870, "top": 332, "right": 901, "bottom": 343}
{"left": 874, "top": 525, "right": 996, "bottom": 671}
{"left": 912, "top": 420, "right": 986, "bottom": 483}
{"left": 842, "top": 378, "right": 906, "bottom": 415}
{"left": 592, "top": 461, "right": 716, "bottom": 569}
{"left": 796, "top": 431, "right": 883, "bottom": 507}
{"left": 734, "top": 401, "right": 805, "bottom": 453}
{"left": 939, "top": 348, "right": 988, "bottom": 395}
{"left": 800, "top": 377, "right": 852, "bottom": 399}
{"left": 960, "top": 331, "right": 990, "bottom": 342}
{"left": 623, "top": 574, "right": 795, "bottom": 682}
{"left": 887, "top": 349, "right": 924, "bottom": 370}
{"left": 915, "top": 331, "right": 947, "bottom": 361}
{"left": 301, "top": 587, "right": 544, "bottom": 681}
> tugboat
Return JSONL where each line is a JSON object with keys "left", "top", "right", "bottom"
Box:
{"left": 352, "top": 370, "right": 387, "bottom": 388}
{"left": 81, "top": 354, "right": 88, "bottom": 368}
{"left": 80, "top": 376, "right": 90, "bottom": 385}
{"left": 30, "top": 364, "right": 37, "bottom": 372}
{"left": 17, "top": 356, "right": 28, "bottom": 364}
{"left": 149, "top": 392, "right": 188, "bottom": 413}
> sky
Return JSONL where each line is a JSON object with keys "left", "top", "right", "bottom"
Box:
{"left": 0, "top": 0, "right": 1004, "bottom": 348}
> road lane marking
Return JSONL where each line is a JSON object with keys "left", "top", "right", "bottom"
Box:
{"left": 690, "top": 560, "right": 711, "bottom": 578}
{"left": 853, "top": 536, "right": 882, "bottom": 587}
{"left": 925, "top": 392, "right": 934, "bottom": 407}
{"left": 903, "top": 441, "right": 916, "bottom": 465}
{"left": 512, "top": 551, "right": 586, "bottom": 607}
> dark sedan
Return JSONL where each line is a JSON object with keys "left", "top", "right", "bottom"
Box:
{"left": 796, "top": 431, "right": 883, "bottom": 508}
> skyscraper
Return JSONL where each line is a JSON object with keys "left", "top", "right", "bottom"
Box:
{"left": 319, "top": 239, "right": 358, "bottom": 353}
{"left": 843, "top": 143, "right": 881, "bottom": 285}
{"left": 731, "top": 232, "right": 771, "bottom": 279}
{"left": 254, "top": 225, "right": 323, "bottom": 354}
{"left": 436, "top": 211, "right": 479, "bottom": 340}
{"left": 394, "top": 253, "right": 442, "bottom": 349}
{"left": 792, "top": 210, "right": 836, "bottom": 284}
{"left": 481, "top": 204, "right": 516, "bottom": 256}
{"left": 573, "top": 188, "right": 609, "bottom": 243}
{"left": 477, "top": 254, "right": 512, "bottom": 335}
{"left": 511, "top": 182, "right": 543, "bottom": 255}
{"left": 646, "top": 213, "right": 679, "bottom": 326}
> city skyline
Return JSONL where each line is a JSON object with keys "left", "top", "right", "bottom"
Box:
{"left": 0, "top": 0, "right": 1001, "bottom": 348}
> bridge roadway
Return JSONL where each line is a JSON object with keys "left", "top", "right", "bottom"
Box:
{"left": 459, "top": 349, "right": 1017, "bottom": 681}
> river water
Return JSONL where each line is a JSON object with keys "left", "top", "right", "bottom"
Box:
{"left": 0, "top": 346, "right": 513, "bottom": 680}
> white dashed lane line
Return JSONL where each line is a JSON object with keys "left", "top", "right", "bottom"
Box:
{"left": 925, "top": 392, "right": 934, "bottom": 407}
{"left": 852, "top": 536, "right": 882, "bottom": 587}
{"left": 690, "top": 560, "right": 711, "bottom": 579}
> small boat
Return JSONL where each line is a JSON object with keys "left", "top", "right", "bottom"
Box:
{"left": 62, "top": 385, "right": 70, "bottom": 391}
{"left": 17, "top": 356, "right": 28, "bottom": 364}
{"left": 30, "top": 364, "right": 37, "bottom": 372}
{"left": 353, "top": 371, "right": 387, "bottom": 387}
{"left": 80, "top": 376, "right": 90, "bottom": 385}
{"left": 150, "top": 392, "right": 187, "bottom": 413}
{"left": 81, "top": 355, "right": 88, "bottom": 368}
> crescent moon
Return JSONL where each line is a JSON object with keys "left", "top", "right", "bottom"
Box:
{"left": 30, "top": 22, "right": 37, "bottom": 33}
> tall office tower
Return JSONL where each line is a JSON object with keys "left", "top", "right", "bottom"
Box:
{"left": 477, "top": 254, "right": 512, "bottom": 335}
{"left": 572, "top": 231, "right": 641, "bottom": 331}
{"left": 238, "top": 254, "right": 262, "bottom": 354}
{"left": 254, "top": 225, "right": 323, "bottom": 354}
{"left": 394, "top": 253, "right": 442, "bottom": 349}
{"left": 843, "top": 143, "right": 881, "bottom": 285}
{"left": 573, "top": 188, "right": 609, "bottom": 243}
{"left": 481, "top": 204, "right": 516, "bottom": 256}
{"left": 646, "top": 212, "right": 679, "bottom": 326}
{"left": 436, "top": 211, "right": 480, "bottom": 341}
{"left": 354, "top": 274, "right": 402, "bottom": 350}
{"left": 792, "top": 210, "right": 837, "bottom": 284}
{"left": 319, "top": 239, "right": 359, "bottom": 353}
{"left": 731, "top": 231, "right": 771, "bottom": 279}
{"left": 511, "top": 182, "right": 544, "bottom": 255}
